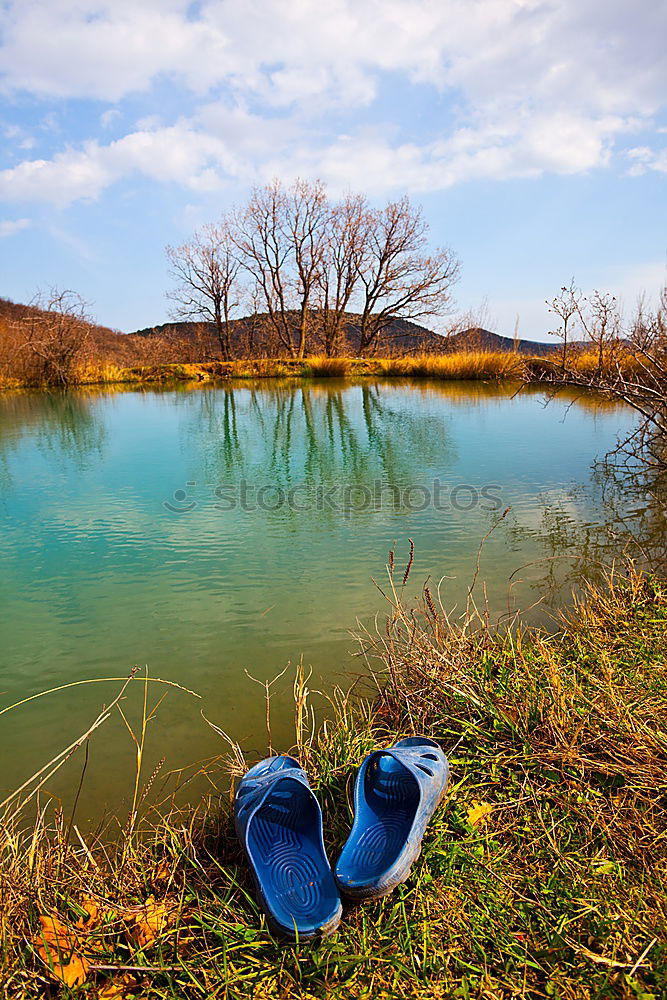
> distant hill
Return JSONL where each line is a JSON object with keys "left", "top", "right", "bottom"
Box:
{"left": 131, "top": 314, "right": 567, "bottom": 357}
{"left": 130, "top": 314, "right": 448, "bottom": 356}
{"left": 443, "top": 327, "right": 573, "bottom": 357}
{"left": 1, "top": 296, "right": 576, "bottom": 362}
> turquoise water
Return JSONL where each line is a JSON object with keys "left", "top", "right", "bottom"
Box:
{"left": 0, "top": 380, "right": 638, "bottom": 821}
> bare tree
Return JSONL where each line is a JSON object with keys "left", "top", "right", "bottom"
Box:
{"left": 546, "top": 279, "right": 581, "bottom": 371}
{"left": 233, "top": 181, "right": 295, "bottom": 356}
{"left": 166, "top": 221, "right": 241, "bottom": 361}
{"left": 580, "top": 290, "right": 621, "bottom": 372}
{"left": 233, "top": 179, "right": 328, "bottom": 358}
{"left": 287, "top": 179, "right": 329, "bottom": 358}
{"left": 168, "top": 180, "right": 461, "bottom": 361}
{"left": 355, "top": 197, "right": 460, "bottom": 354}
{"left": 621, "top": 285, "right": 667, "bottom": 470}
{"left": 317, "top": 193, "right": 367, "bottom": 356}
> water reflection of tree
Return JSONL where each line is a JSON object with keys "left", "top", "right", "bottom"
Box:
{"left": 185, "top": 381, "right": 458, "bottom": 514}
{"left": 505, "top": 463, "right": 667, "bottom": 614}
{"left": 180, "top": 378, "right": 667, "bottom": 563}
{"left": 485, "top": 380, "right": 666, "bottom": 609}
{"left": 594, "top": 461, "right": 667, "bottom": 574}
{"left": 0, "top": 390, "right": 106, "bottom": 488}
{"left": 401, "top": 379, "right": 626, "bottom": 415}
{"left": 36, "top": 392, "right": 106, "bottom": 466}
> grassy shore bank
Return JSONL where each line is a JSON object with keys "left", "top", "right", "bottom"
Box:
{"left": 1, "top": 566, "right": 665, "bottom": 998}
{"left": 0, "top": 348, "right": 647, "bottom": 390}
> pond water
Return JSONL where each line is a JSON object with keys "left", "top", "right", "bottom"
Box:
{"left": 0, "top": 379, "right": 644, "bottom": 822}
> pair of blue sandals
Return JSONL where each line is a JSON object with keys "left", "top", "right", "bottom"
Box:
{"left": 234, "top": 736, "right": 449, "bottom": 939}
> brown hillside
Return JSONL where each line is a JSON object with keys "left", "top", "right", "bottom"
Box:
{"left": 131, "top": 314, "right": 564, "bottom": 358}
{"left": 1, "top": 296, "right": 568, "bottom": 365}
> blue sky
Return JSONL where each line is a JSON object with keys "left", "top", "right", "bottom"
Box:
{"left": 1, "top": 0, "right": 666, "bottom": 340}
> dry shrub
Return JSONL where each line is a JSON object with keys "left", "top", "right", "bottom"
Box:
{"left": 305, "top": 355, "right": 352, "bottom": 377}
{"left": 0, "top": 291, "right": 94, "bottom": 387}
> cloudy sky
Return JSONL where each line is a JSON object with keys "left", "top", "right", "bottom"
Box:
{"left": 1, "top": 0, "right": 666, "bottom": 338}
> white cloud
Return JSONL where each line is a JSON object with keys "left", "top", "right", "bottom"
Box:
{"left": 0, "top": 0, "right": 666, "bottom": 204}
{"left": 0, "top": 108, "right": 646, "bottom": 207}
{"left": 0, "top": 2, "right": 218, "bottom": 102}
{"left": 100, "top": 109, "right": 121, "bottom": 129}
{"left": 0, "top": 217, "right": 30, "bottom": 237}
{"left": 2, "top": 0, "right": 665, "bottom": 114}
{"left": 298, "top": 111, "right": 633, "bottom": 194}
{"left": 627, "top": 145, "right": 667, "bottom": 175}
{"left": 0, "top": 124, "right": 237, "bottom": 205}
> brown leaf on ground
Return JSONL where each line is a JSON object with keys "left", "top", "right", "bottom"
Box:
{"left": 52, "top": 952, "right": 89, "bottom": 987}
{"left": 34, "top": 913, "right": 90, "bottom": 986}
{"left": 98, "top": 973, "right": 140, "bottom": 998}
{"left": 77, "top": 894, "right": 102, "bottom": 927}
{"left": 127, "top": 895, "right": 177, "bottom": 949}
{"left": 153, "top": 861, "right": 173, "bottom": 882}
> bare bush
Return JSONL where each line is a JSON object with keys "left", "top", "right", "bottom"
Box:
{"left": 1, "top": 290, "right": 93, "bottom": 387}
{"left": 546, "top": 279, "right": 582, "bottom": 370}
{"left": 543, "top": 281, "right": 667, "bottom": 472}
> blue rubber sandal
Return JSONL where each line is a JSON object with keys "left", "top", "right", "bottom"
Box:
{"left": 335, "top": 737, "right": 449, "bottom": 900}
{"left": 234, "top": 755, "right": 342, "bottom": 939}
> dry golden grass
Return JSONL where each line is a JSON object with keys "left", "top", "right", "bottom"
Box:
{"left": 526, "top": 347, "right": 649, "bottom": 381}
{"left": 375, "top": 351, "right": 527, "bottom": 380}
{"left": 7, "top": 348, "right": 658, "bottom": 389}
{"left": 111, "top": 352, "right": 528, "bottom": 385}
{"left": 74, "top": 361, "right": 129, "bottom": 385}
{"left": 1, "top": 350, "right": 535, "bottom": 388}
{"left": 569, "top": 348, "right": 645, "bottom": 378}
{"left": 304, "top": 355, "right": 352, "bottom": 377}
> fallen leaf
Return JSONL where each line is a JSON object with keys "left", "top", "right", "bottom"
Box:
{"left": 128, "top": 895, "right": 176, "bottom": 949}
{"left": 34, "top": 914, "right": 90, "bottom": 986}
{"left": 467, "top": 800, "right": 493, "bottom": 826}
{"left": 56, "top": 953, "right": 89, "bottom": 987}
{"left": 77, "top": 895, "right": 101, "bottom": 927}
{"left": 36, "top": 913, "right": 78, "bottom": 958}
{"left": 99, "top": 973, "right": 139, "bottom": 998}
